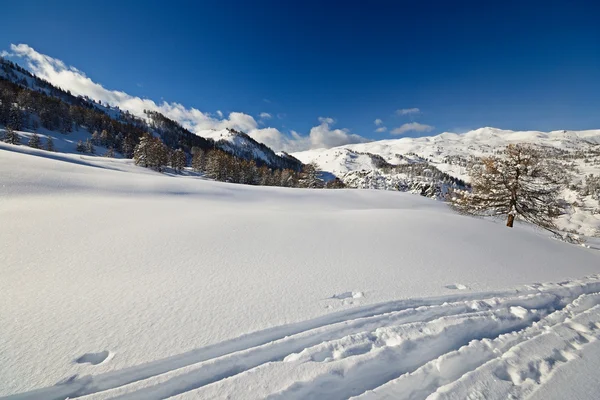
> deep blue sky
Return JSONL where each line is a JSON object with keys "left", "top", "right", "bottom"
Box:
{"left": 2, "top": 0, "right": 600, "bottom": 139}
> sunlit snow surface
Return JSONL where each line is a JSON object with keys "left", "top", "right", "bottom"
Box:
{"left": 1, "top": 144, "right": 600, "bottom": 400}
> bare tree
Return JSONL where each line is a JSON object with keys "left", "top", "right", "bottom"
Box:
{"left": 449, "top": 144, "right": 565, "bottom": 231}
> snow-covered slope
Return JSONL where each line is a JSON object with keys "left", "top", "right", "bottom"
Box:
{"left": 198, "top": 128, "right": 302, "bottom": 170}
{"left": 293, "top": 127, "right": 600, "bottom": 236}
{"left": 2, "top": 145, "right": 600, "bottom": 399}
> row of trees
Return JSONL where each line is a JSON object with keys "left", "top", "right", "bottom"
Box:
{"left": 2, "top": 127, "right": 56, "bottom": 151}
{"left": 131, "top": 133, "right": 343, "bottom": 188}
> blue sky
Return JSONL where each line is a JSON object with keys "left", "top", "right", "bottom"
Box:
{"left": 2, "top": 0, "right": 600, "bottom": 151}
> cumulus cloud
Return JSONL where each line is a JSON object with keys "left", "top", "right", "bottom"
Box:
{"left": 396, "top": 108, "right": 420, "bottom": 115}
{"left": 373, "top": 119, "right": 387, "bottom": 132}
{"left": 247, "top": 118, "right": 368, "bottom": 152}
{"left": 390, "top": 122, "right": 434, "bottom": 136}
{"left": 6, "top": 43, "right": 368, "bottom": 153}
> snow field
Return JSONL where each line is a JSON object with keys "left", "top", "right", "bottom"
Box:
{"left": 1, "top": 146, "right": 600, "bottom": 399}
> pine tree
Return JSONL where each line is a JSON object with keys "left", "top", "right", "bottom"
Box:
{"left": 171, "top": 148, "right": 186, "bottom": 172}
{"left": 28, "top": 132, "right": 41, "bottom": 149}
{"left": 8, "top": 107, "right": 23, "bottom": 131}
{"left": 76, "top": 140, "right": 85, "bottom": 153}
{"left": 85, "top": 138, "right": 95, "bottom": 154}
{"left": 3, "top": 126, "right": 20, "bottom": 145}
{"left": 91, "top": 130, "right": 101, "bottom": 146}
{"left": 100, "top": 129, "right": 112, "bottom": 147}
{"left": 149, "top": 138, "right": 168, "bottom": 171}
{"left": 104, "top": 147, "right": 115, "bottom": 158}
{"left": 133, "top": 133, "right": 152, "bottom": 167}
{"left": 449, "top": 144, "right": 565, "bottom": 231}
{"left": 122, "top": 135, "right": 136, "bottom": 158}
{"left": 191, "top": 148, "right": 205, "bottom": 171}
{"left": 45, "top": 135, "right": 55, "bottom": 152}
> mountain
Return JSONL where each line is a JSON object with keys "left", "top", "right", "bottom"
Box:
{"left": 293, "top": 127, "right": 600, "bottom": 236}
{"left": 0, "top": 57, "right": 302, "bottom": 172}
{"left": 199, "top": 128, "right": 302, "bottom": 171}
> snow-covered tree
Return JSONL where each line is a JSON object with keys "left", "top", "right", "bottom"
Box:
{"left": 91, "top": 130, "right": 101, "bottom": 146}
{"left": 134, "top": 133, "right": 168, "bottom": 171}
{"left": 3, "top": 126, "right": 20, "bottom": 145}
{"left": 449, "top": 144, "right": 564, "bottom": 230}
{"left": 28, "top": 132, "right": 41, "bottom": 149}
{"left": 301, "top": 162, "right": 323, "bottom": 188}
{"left": 133, "top": 134, "right": 152, "bottom": 167}
{"left": 104, "top": 147, "right": 115, "bottom": 158}
{"left": 76, "top": 140, "right": 85, "bottom": 153}
{"left": 85, "top": 138, "right": 95, "bottom": 154}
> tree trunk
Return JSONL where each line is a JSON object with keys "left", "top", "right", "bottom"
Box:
{"left": 506, "top": 214, "right": 515, "bottom": 228}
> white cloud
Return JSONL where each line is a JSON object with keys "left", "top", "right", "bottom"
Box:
{"left": 374, "top": 118, "right": 383, "bottom": 126}
{"left": 247, "top": 118, "right": 368, "bottom": 152}
{"left": 259, "top": 112, "right": 272, "bottom": 120}
{"left": 375, "top": 126, "right": 387, "bottom": 133}
{"left": 7, "top": 43, "right": 368, "bottom": 153}
{"left": 396, "top": 108, "right": 420, "bottom": 116}
{"left": 0, "top": 50, "right": 10, "bottom": 58}
{"left": 308, "top": 117, "right": 367, "bottom": 149}
{"left": 390, "top": 122, "right": 434, "bottom": 136}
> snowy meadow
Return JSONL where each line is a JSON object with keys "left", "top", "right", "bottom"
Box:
{"left": 2, "top": 146, "right": 600, "bottom": 399}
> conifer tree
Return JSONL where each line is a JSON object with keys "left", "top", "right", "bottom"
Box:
{"left": 28, "top": 132, "right": 41, "bottom": 149}
{"left": 133, "top": 133, "right": 152, "bottom": 167}
{"left": 91, "top": 130, "right": 101, "bottom": 145}
{"left": 76, "top": 140, "right": 85, "bottom": 153}
{"left": 104, "top": 147, "right": 115, "bottom": 158}
{"left": 3, "top": 126, "right": 20, "bottom": 145}
{"left": 45, "top": 135, "right": 55, "bottom": 152}
{"left": 85, "top": 138, "right": 95, "bottom": 154}
{"left": 100, "top": 129, "right": 111, "bottom": 147}
{"left": 171, "top": 148, "right": 186, "bottom": 172}
{"left": 191, "top": 148, "right": 205, "bottom": 171}
{"left": 449, "top": 144, "right": 565, "bottom": 230}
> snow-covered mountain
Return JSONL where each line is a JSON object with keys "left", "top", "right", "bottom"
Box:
{"left": 199, "top": 128, "right": 302, "bottom": 170}
{"left": 0, "top": 58, "right": 302, "bottom": 171}
{"left": 293, "top": 127, "right": 600, "bottom": 236}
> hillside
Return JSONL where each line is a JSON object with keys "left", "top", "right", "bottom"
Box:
{"left": 2, "top": 146, "right": 600, "bottom": 399}
{"left": 293, "top": 128, "right": 600, "bottom": 236}
{"left": 0, "top": 57, "right": 302, "bottom": 173}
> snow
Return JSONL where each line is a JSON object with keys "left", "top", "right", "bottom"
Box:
{"left": 292, "top": 127, "right": 600, "bottom": 237}
{"left": 2, "top": 146, "right": 600, "bottom": 399}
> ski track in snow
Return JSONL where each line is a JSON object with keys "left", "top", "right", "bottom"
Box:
{"left": 4, "top": 276, "right": 600, "bottom": 400}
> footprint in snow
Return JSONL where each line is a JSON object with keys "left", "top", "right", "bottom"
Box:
{"left": 445, "top": 283, "right": 468, "bottom": 290}
{"left": 75, "top": 350, "right": 111, "bottom": 365}
{"left": 330, "top": 291, "right": 364, "bottom": 300}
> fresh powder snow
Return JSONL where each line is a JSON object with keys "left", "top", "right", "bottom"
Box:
{"left": 2, "top": 145, "right": 600, "bottom": 399}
